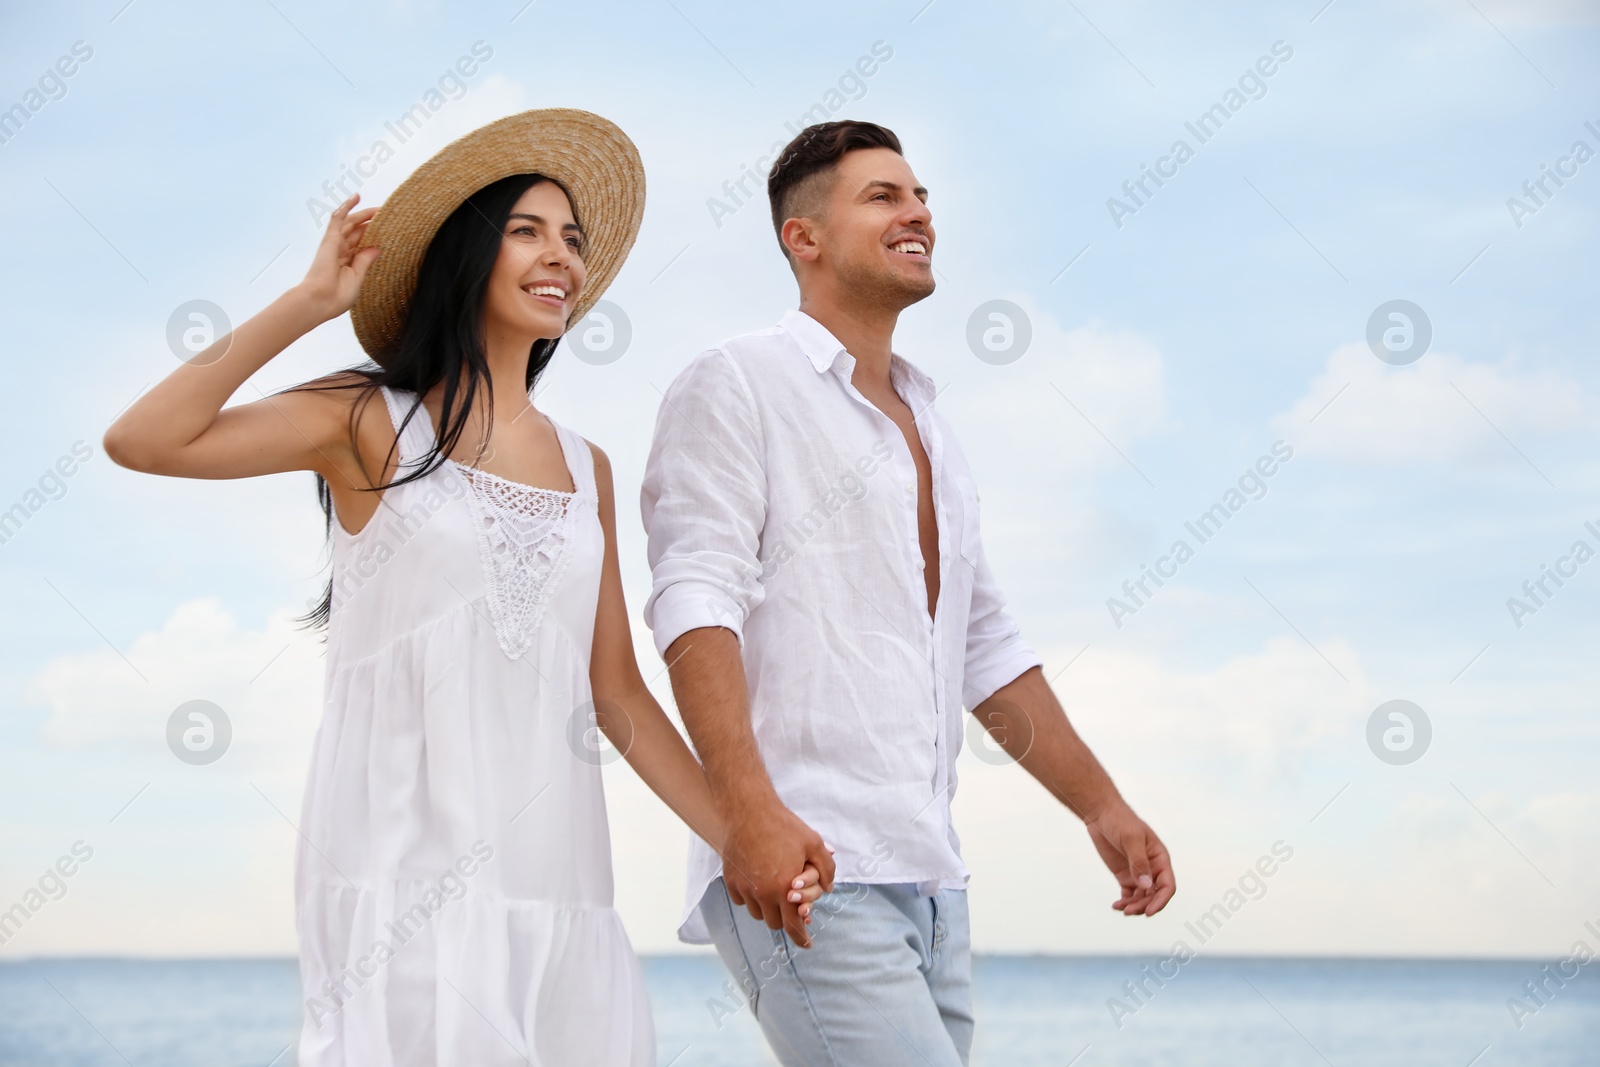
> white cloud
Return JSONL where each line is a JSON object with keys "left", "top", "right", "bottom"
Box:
{"left": 955, "top": 634, "right": 1368, "bottom": 953}
{"left": 954, "top": 635, "right": 1600, "bottom": 956}
{"left": 1054, "top": 636, "right": 1366, "bottom": 782}
{"left": 917, "top": 302, "right": 1168, "bottom": 505}
{"left": 29, "top": 597, "right": 325, "bottom": 780}
{"left": 1281, "top": 784, "right": 1600, "bottom": 957}
{"left": 1270, "top": 343, "right": 1595, "bottom": 467}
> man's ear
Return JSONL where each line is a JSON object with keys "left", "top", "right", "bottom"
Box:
{"left": 781, "top": 216, "right": 822, "bottom": 265}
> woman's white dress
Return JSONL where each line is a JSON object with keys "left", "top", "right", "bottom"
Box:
{"left": 292, "top": 384, "right": 654, "bottom": 1066}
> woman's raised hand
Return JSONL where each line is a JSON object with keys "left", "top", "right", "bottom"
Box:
{"left": 102, "top": 192, "right": 385, "bottom": 479}
{"left": 296, "top": 193, "right": 381, "bottom": 323}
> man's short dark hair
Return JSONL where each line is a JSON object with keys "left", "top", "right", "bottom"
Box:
{"left": 767, "top": 120, "right": 903, "bottom": 263}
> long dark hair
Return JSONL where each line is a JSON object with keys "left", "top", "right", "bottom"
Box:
{"left": 289, "top": 173, "right": 573, "bottom": 632}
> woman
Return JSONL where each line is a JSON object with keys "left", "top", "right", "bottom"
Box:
{"left": 103, "top": 109, "right": 828, "bottom": 1066}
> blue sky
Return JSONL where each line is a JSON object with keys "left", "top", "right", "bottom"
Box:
{"left": 1, "top": 0, "right": 1596, "bottom": 965}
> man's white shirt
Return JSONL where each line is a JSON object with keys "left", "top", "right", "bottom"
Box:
{"left": 640, "top": 308, "right": 1042, "bottom": 943}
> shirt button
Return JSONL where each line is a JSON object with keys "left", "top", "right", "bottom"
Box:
{"left": 904, "top": 483, "right": 915, "bottom": 493}
{"left": 917, "top": 558, "right": 926, "bottom": 569}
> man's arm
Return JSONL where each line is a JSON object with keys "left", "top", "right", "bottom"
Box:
{"left": 974, "top": 666, "right": 1176, "bottom": 916}
{"left": 952, "top": 437, "right": 1175, "bottom": 916}
{"left": 664, "top": 626, "right": 834, "bottom": 947}
{"left": 640, "top": 350, "right": 837, "bottom": 946}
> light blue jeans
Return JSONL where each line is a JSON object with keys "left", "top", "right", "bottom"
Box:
{"left": 699, "top": 876, "right": 974, "bottom": 1066}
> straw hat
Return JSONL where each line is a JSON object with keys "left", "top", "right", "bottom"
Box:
{"left": 350, "top": 108, "right": 645, "bottom": 363}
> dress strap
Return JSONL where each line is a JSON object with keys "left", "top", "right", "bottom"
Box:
{"left": 378, "top": 385, "right": 438, "bottom": 468}
{"left": 554, "top": 422, "right": 598, "bottom": 500}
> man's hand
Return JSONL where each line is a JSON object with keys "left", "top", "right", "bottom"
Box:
{"left": 1086, "top": 800, "right": 1175, "bottom": 917}
{"left": 973, "top": 670, "right": 1177, "bottom": 918}
{"left": 721, "top": 799, "right": 836, "bottom": 948}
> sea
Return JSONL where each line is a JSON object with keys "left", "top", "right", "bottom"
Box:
{"left": 1, "top": 954, "right": 1595, "bottom": 1065}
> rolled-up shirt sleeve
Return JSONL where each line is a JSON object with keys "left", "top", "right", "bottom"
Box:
{"left": 640, "top": 349, "right": 769, "bottom": 659}
{"left": 961, "top": 523, "right": 1044, "bottom": 712}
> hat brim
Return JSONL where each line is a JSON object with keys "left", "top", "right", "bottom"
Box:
{"left": 349, "top": 108, "right": 645, "bottom": 364}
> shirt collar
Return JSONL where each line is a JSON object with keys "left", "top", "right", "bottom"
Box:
{"left": 778, "top": 308, "right": 848, "bottom": 374}
{"left": 777, "top": 308, "right": 937, "bottom": 402}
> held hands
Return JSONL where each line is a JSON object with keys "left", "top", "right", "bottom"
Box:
{"left": 721, "top": 801, "right": 837, "bottom": 949}
{"left": 730, "top": 857, "right": 832, "bottom": 950}
{"left": 788, "top": 862, "right": 826, "bottom": 925}
{"left": 294, "top": 193, "right": 382, "bottom": 324}
{"left": 1086, "top": 799, "right": 1176, "bottom": 917}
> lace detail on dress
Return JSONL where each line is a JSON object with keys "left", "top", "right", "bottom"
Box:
{"left": 454, "top": 461, "right": 578, "bottom": 660}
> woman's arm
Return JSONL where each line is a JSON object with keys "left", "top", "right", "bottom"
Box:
{"left": 587, "top": 440, "right": 728, "bottom": 851}
{"left": 102, "top": 195, "right": 381, "bottom": 483}
{"left": 585, "top": 441, "right": 825, "bottom": 944}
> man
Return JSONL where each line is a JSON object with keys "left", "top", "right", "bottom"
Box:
{"left": 640, "top": 120, "right": 1175, "bottom": 1065}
